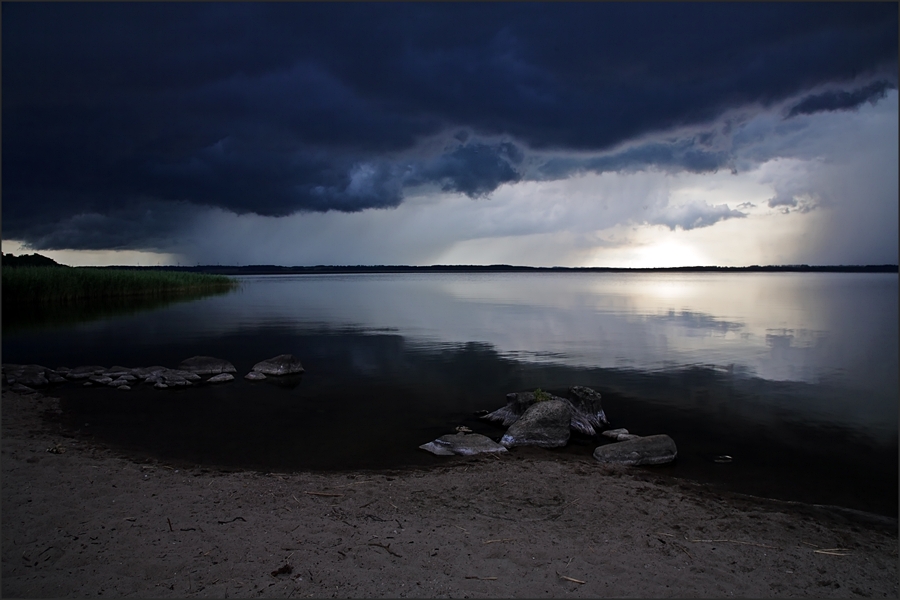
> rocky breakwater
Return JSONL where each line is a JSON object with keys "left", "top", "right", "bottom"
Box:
{"left": 1, "top": 353, "right": 304, "bottom": 392}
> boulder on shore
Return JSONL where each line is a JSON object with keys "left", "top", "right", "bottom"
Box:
{"left": 592, "top": 434, "right": 677, "bottom": 466}
{"left": 251, "top": 354, "right": 304, "bottom": 376}
{"left": 179, "top": 356, "right": 237, "bottom": 375}
{"left": 419, "top": 432, "right": 508, "bottom": 456}
{"left": 483, "top": 386, "right": 609, "bottom": 436}
{"left": 500, "top": 399, "right": 572, "bottom": 448}
{"left": 567, "top": 386, "right": 609, "bottom": 435}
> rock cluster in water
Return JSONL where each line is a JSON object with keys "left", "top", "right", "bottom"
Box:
{"left": 419, "top": 385, "right": 677, "bottom": 466}
{"left": 1, "top": 354, "right": 304, "bottom": 392}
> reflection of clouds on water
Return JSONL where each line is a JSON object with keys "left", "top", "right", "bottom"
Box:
{"left": 756, "top": 328, "right": 830, "bottom": 383}
{"left": 10, "top": 272, "right": 893, "bottom": 433}
{"left": 644, "top": 310, "right": 744, "bottom": 334}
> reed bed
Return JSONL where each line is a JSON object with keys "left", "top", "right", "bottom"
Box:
{"left": 2, "top": 266, "right": 238, "bottom": 305}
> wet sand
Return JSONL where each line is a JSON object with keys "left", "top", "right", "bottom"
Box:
{"left": 2, "top": 389, "right": 897, "bottom": 598}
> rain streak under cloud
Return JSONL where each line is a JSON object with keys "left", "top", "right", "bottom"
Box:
{"left": 2, "top": 3, "right": 897, "bottom": 267}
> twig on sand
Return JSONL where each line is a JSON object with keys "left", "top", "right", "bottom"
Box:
{"left": 167, "top": 518, "right": 174, "bottom": 532}
{"left": 336, "top": 480, "right": 375, "bottom": 488}
{"left": 368, "top": 542, "right": 402, "bottom": 558}
{"left": 814, "top": 548, "right": 851, "bottom": 556}
{"left": 455, "top": 525, "right": 469, "bottom": 534}
{"left": 483, "top": 538, "right": 515, "bottom": 544}
{"left": 305, "top": 491, "right": 343, "bottom": 497}
{"left": 465, "top": 576, "right": 498, "bottom": 580}
{"left": 687, "top": 538, "right": 779, "bottom": 550}
{"left": 359, "top": 499, "right": 378, "bottom": 508}
{"left": 556, "top": 572, "right": 586, "bottom": 584}
{"left": 674, "top": 543, "right": 693, "bottom": 560}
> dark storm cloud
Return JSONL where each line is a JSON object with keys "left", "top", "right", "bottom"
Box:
{"left": 409, "top": 141, "right": 525, "bottom": 197}
{"left": 2, "top": 2, "right": 897, "bottom": 250}
{"left": 786, "top": 80, "right": 898, "bottom": 118}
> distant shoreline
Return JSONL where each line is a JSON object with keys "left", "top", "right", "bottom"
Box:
{"left": 98, "top": 263, "right": 898, "bottom": 275}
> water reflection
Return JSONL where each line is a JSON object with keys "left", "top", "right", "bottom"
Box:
{"left": 2, "top": 287, "right": 237, "bottom": 334}
{"left": 4, "top": 272, "right": 897, "bottom": 515}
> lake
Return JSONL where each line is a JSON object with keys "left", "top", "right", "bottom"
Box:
{"left": 3, "top": 271, "right": 897, "bottom": 516}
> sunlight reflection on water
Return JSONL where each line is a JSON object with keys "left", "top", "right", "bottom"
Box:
{"left": 4, "top": 272, "right": 897, "bottom": 514}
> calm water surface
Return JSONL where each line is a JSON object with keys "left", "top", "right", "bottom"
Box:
{"left": 4, "top": 272, "right": 897, "bottom": 515}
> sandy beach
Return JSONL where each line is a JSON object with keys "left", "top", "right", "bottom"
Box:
{"left": 2, "top": 388, "right": 897, "bottom": 598}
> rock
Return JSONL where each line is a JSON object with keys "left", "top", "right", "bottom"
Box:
{"left": 483, "top": 386, "right": 610, "bottom": 436}
{"left": 244, "top": 371, "right": 267, "bottom": 381}
{"left": 47, "top": 373, "right": 67, "bottom": 384}
{"left": 500, "top": 399, "right": 572, "bottom": 448}
{"left": 15, "top": 369, "right": 49, "bottom": 388}
{"left": 593, "top": 434, "right": 678, "bottom": 466}
{"left": 419, "top": 433, "right": 508, "bottom": 456}
{"left": 131, "top": 366, "right": 168, "bottom": 380}
{"left": 104, "top": 366, "right": 134, "bottom": 378}
{"left": 10, "top": 383, "right": 36, "bottom": 393}
{"left": 66, "top": 366, "right": 107, "bottom": 380}
{"left": 484, "top": 391, "right": 567, "bottom": 427}
{"left": 118, "top": 385, "right": 131, "bottom": 391}
{"left": 170, "top": 369, "right": 201, "bottom": 382}
{"left": 567, "top": 386, "right": 610, "bottom": 435}
{"left": 83, "top": 381, "right": 94, "bottom": 387}
{"left": 89, "top": 375, "right": 113, "bottom": 385}
{"left": 154, "top": 382, "right": 169, "bottom": 389}
{"left": 207, "top": 373, "right": 235, "bottom": 383}
{"left": 179, "top": 356, "right": 237, "bottom": 375}
{"left": 601, "top": 428, "right": 640, "bottom": 442}
{"left": 3, "top": 364, "right": 52, "bottom": 388}
{"left": 251, "top": 354, "right": 304, "bottom": 376}
{"left": 108, "top": 377, "right": 131, "bottom": 387}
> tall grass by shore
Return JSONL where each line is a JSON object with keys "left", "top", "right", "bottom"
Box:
{"left": 2, "top": 266, "right": 239, "bottom": 305}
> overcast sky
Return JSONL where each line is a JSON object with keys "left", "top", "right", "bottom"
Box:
{"left": 3, "top": 3, "right": 897, "bottom": 267}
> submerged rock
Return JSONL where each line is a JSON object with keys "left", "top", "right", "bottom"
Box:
{"left": 483, "top": 386, "right": 609, "bottom": 436}
{"left": 500, "top": 399, "right": 572, "bottom": 448}
{"left": 179, "top": 356, "right": 237, "bottom": 375}
{"left": 104, "top": 366, "right": 134, "bottom": 378}
{"left": 601, "top": 428, "right": 640, "bottom": 442}
{"left": 593, "top": 434, "right": 677, "bottom": 466}
{"left": 244, "top": 371, "right": 267, "bottom": 381}
{"left": 131, "top": 366, "right": 168, "bottom": 380}
{"left": 252, "top": 354, "right": 305, "bottom": 376}
{"left": 207, "top": 373, "right": 235, "bottom": 383}
{"left": 419, "top": 432, "right": 508, "bottom": 456}
{"left": 65, "top": 366, "right": 107, "bottom": 380}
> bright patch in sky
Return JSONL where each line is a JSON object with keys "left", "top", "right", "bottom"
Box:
{"left": 4, "top": 3, "right": 898, "bottom": 269}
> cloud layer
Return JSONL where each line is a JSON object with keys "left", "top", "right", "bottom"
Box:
{"left": 3, "top": 3, "right": 897, "bottom": 262}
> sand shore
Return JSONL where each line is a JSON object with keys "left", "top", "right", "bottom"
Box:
{"left": 2, "top": 389, "right": 897, "bottom": 598}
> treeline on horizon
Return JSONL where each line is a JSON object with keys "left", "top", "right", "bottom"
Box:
{"left": 3, "top": 252, "right": 897, "bottom": 275}
{"left": 105, "top": 263, "right": 898, "bottom": 275}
